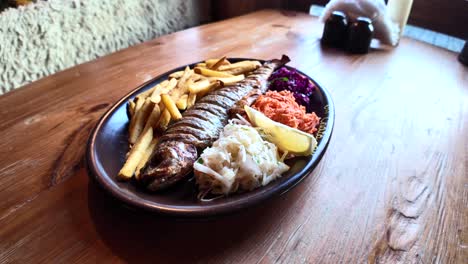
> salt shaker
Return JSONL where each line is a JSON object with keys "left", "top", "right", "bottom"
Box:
{"left": 321, "top": 11, "right": 348, "bottom": 48}
{"left": 346, "top": 17, "right": 374, "bottom": 54}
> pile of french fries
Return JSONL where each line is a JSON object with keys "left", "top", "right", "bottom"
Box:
{"left": 118, "top": 57, "right": 261, "bottom": 181}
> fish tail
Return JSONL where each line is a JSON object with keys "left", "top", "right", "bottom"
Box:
{"left": 269, "top": 54, "right": 290, "bottom": 67}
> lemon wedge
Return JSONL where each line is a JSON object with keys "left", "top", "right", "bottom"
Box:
{"left": 244, "top": 106, "right": 317, "bottom": 156}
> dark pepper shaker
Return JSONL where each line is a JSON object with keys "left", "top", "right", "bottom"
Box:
{"left": 321, "top": 11, "right": 348, "bottom": 48}
{"left": 346, "top": 17, "right": 374, "bottom": 54}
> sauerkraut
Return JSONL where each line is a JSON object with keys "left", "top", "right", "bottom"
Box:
{"left": 194, "top": 123, "right": 289, "bottom": 196}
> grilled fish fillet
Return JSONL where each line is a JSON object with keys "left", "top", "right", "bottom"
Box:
{"left": 141, "top": 55, "right": 290, "bottom": 191}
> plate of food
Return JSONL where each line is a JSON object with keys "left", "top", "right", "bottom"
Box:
{"left": 86, "top": 55, "right": 334, "bottom": 217}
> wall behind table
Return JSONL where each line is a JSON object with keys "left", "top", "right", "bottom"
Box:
{"left": 408, "top": 0, "right": 467, "bottom": 40}
{"left": 0, "top": 0, "right": 211, "bottom": 95}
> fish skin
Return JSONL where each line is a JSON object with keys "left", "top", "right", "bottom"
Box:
{"left": 228, "top": 89, "right": 263, "bottom": 118}
{"left": 141, "top": 55, "right": 290, "bottom": 191}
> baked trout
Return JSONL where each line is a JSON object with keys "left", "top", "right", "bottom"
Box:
{"left": 141, "top": 55, "right": 290, "bottom": 191}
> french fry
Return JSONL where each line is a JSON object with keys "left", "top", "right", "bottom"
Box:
{"left": 147, "top": 81, "right": 166, "bottom": 102}
{"left": 218, "top": 61, "right": 261, "bottom": 75}
{"left": 187, "top": 93, "right": 197, "bottom": 108}
{"left": 128, "top": 100, "right": 136, "bottom": 118}
{"left": 205, "top": 59, "right": 218, "bottom": 68}
{"left": 176, "top": 94, "right": 188, "bottom": 110}
{"left": 128, "top": 97, "right": 145, "bottom": 139}
{"left": 129, "top": 98, "right": 155, "bottom": 144}
{"left": 134, "top": 138, "right": 159, "bottom": 180}
{"left": 142, "top": 104, "right": 161, "bottom": 133}
{"left": 151, "top": 80, "right": 169, "bottom": 93}
{"left": 118, "top": 127, "right": 153, "bottom": 180}
{"left": 136, "top": 83, "right": 160, "bottom": 101}
{"left": 169, "top": 69, "right": 195, "bottom": 79}
{"left": 194, "top": 67, "right": 234, "bottom": 78}
{"left": 206, "top": 58, "right": 230, "bottom": 68}
{"left": 191, "top": 80, "right": 222, "bottom": 95}
{"left": 169, "top": 66, "right": 192, "bottom": 100}
{"left": 217, "top": 60, "right": 260, "bottom": 71}
{"left": 188, "top": 79, "right": 210, "bottom": 94}
{"left": 169, "top": 70, "right": 185, "bottom": 79}
{"left": 189, "top": 74, "right": 203, "bottom": 82}
{"left": 208, "top": 74, "right": 245, "bottom": 86}
{"left": 158, "top": 108, "right": 172, "bottom": 130}
{"left": 195, "top": 63, "right": 207, "bottom": 68}
{"left": 161, "top": 94, "right": 182, "bottom": 120}
{"left": 133, "top": 97, "right": 145, "bottom": 114}
{"left": 161, "top": 78, "right": 178, "bottom": 94}
{"left": 210, "top": 56, "right": 228, "bottom": 70}
{"left": 150, "top": 78, "right": 177, "bottom": 103}
{"left": 158, "top": 101, "right": 165, "bottom": 113}
{"left": 136, "top": 89, "right": 152, "bottom": 101}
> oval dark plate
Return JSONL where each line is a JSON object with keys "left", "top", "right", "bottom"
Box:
{"left": 86, "top": 58, "right": 334, "bottom": 218}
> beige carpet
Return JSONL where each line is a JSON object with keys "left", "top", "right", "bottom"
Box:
{"left": 0, "top": 0, "right": 207, "bottom": 95}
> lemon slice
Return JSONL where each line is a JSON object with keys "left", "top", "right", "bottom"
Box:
{"left": 244, "top": 106, "right": 317, "bottom": 156}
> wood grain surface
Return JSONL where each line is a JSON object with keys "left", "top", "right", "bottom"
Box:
{"left": 0, "top": 10, "right": 467, "bottom": 263}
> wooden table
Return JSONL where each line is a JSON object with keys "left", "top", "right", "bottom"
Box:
{"left": 0, "top": 10, "right": 466, "bottom": 263}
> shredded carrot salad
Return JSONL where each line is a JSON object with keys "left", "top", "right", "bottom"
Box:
{"left": 252, "top": 90, "right": 320, "bottom": 134}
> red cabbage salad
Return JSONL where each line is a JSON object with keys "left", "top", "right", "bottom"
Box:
{"left": 268, "top": 67, "right": 316, "bottom": 111}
